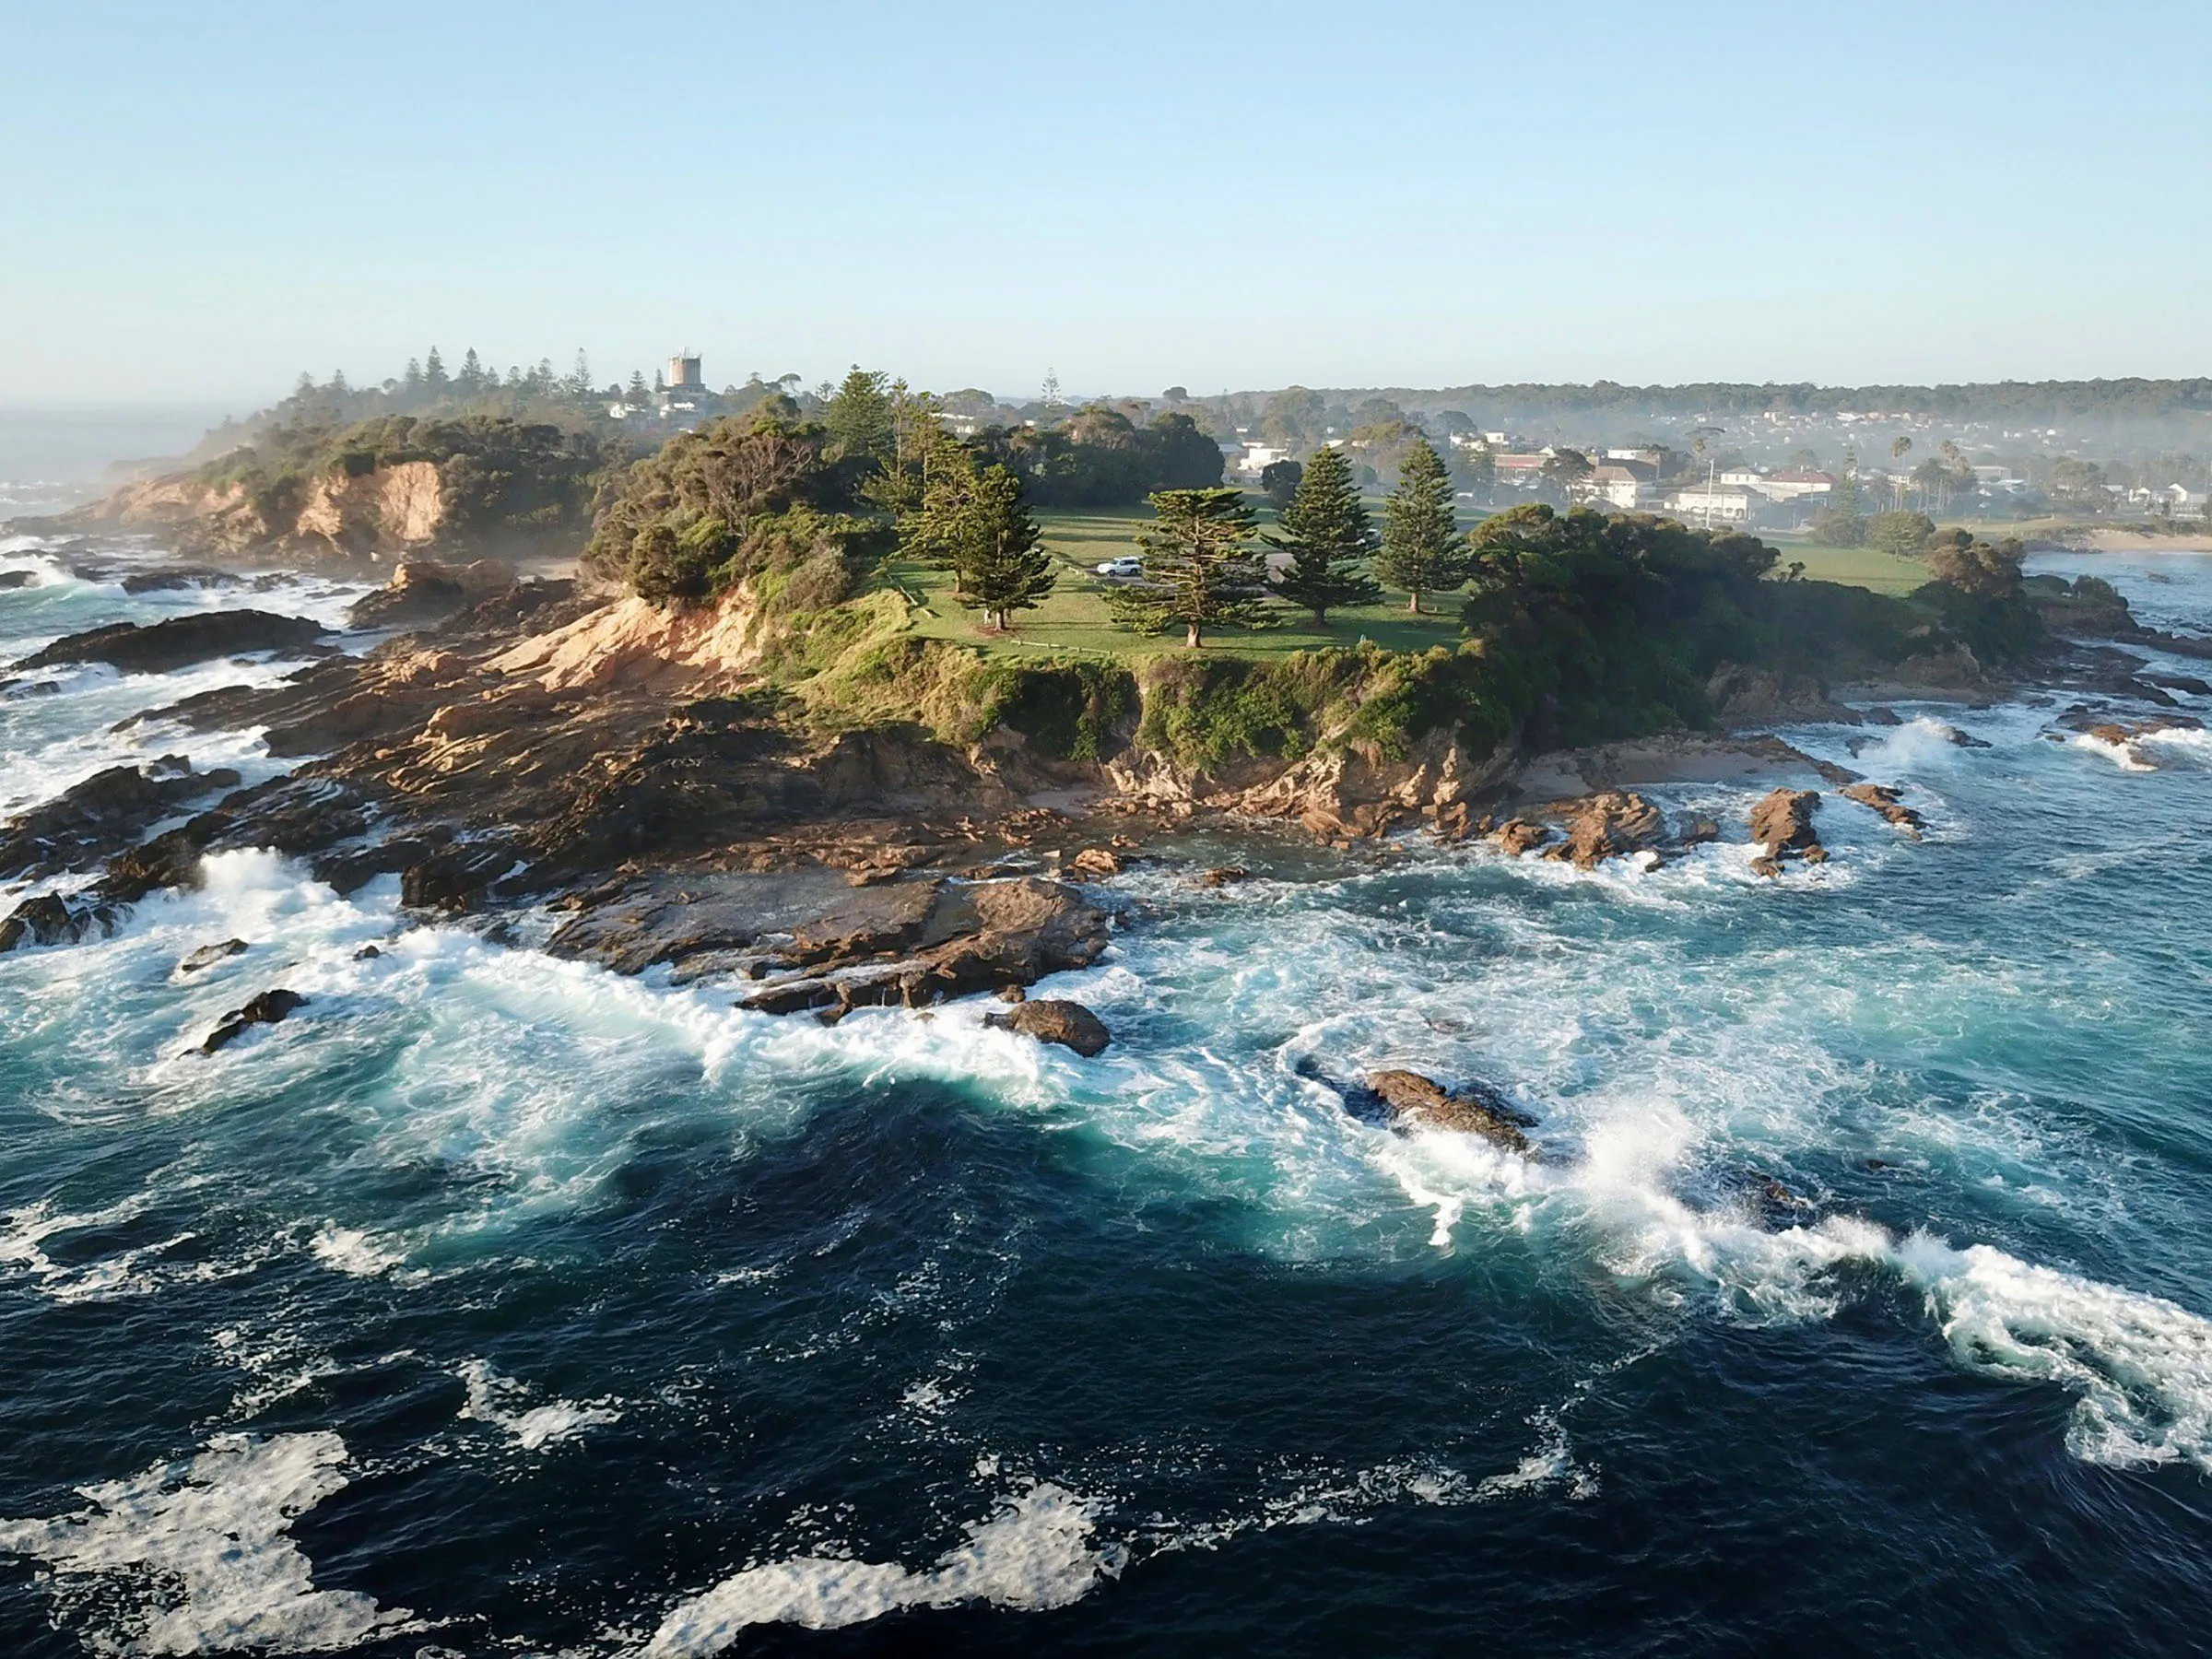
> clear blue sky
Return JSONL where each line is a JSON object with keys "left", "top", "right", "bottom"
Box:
{"left": 5, "top": 0, "right": 2208, "bottom": 410}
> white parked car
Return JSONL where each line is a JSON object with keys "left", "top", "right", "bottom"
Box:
{"left": 1094, "top": 558, "right": 1143, "bottom": 579}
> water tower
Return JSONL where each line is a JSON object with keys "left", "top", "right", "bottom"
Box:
{"left": 666, "top": 352, "right": 703, "bottom": 393}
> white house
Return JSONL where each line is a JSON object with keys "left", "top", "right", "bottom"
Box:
{"left": 1664, "top": 485, "right": 1756, "bottom": 523}
{"left": 1239, "top": 442, "right": 1292, "bottom": 475}
{"left": 1751, "top": 469, "right": 1834, "bottom": 503}
{"left": 1587, "top": 465, "right": 1655, "bottom": 511}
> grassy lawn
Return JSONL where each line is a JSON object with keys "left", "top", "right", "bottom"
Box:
{"left": 883, "top": 506, "right": 1944, "bottom": 662}
{"left": 1774, "top": 543, "right": 1931, "bottom": 594}
{"left": 889, "top": 507, "right": 1465, "bottom": 662}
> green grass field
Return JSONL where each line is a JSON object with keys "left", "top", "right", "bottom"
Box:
{"left": 886, "top": 506, "right": 1939, "bottom": 662}
{"left": 1772, "top": 543, "right": 1931, "bottom": 594}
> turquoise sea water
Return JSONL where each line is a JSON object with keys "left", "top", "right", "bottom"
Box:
{"left": 1, "top": 533, "right": 2210, "bottom": 1655}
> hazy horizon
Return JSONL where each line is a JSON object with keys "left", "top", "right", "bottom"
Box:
{"left": 7, "top": 1, "right": 2210, "bottom": 406}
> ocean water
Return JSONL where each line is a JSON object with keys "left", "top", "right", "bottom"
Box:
{"left": 3, "top": 533, "right": 2212, "bottom": 1655}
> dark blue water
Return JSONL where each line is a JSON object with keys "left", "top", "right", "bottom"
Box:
{"left": 3, "top": 535, "right": 2212, "bottom": 1655}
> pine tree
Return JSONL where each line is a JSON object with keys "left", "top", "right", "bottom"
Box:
{"left": 1109, "top": 488, "right": 1268, "bottom": 648}
{"left": 424, "top": 347, "right": 448, "bottom": 394}
{"left": 627, "top": 370, "right": 650, "bottom": 401}
{"left": 569, "top": 349, "right": 592, "bottom": 399}
{"left": 1377, "top": 437, "right": 1467, "bottom": 612}
{"left": 962, "top": 465, "right": 1054, "bottom": 630}
{"left": 826, "top": 366, "right": 894, "bottom": 464}
{"left": 1266, "top": 446, "right": 1382, "bottom": 624}
{"left": 403, "top": 357, "right": 424, "bottom": 391}
{"left": 458, "top": 347, "right": 485, "bottom": 393}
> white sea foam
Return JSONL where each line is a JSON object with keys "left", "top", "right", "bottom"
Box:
{"left": 637, "top": 1481, "right": 1122, "bottom": 1653}
{"left": 458, "top": 1359, "right": 622, "bottom": 1451}
{"left": 0, "top": 1432, "right": 415, "bottom": 1655}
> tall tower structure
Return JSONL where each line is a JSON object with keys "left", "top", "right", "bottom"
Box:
{"left": 666, "top": 352, "right": 703, "bottom": 393}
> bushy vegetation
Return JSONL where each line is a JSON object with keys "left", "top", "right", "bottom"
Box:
{"left": 194, "top": 415, "right": 608, "bottom": 552}
{"left": 971, "top": 406, "right": 1223, "bottom": 507}
{"left": 582, "top": 413, "right": 889, "bottom": 605}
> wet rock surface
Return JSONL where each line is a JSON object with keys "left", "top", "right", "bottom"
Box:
{"left": 16, "top": 610, "right": 327, "bottom": 674}
{"left": 0, "top": 759, "right": 243, "bottom": 881}
{"left": 1362, "top": 1068, "right": 1536, "bottom": 1152}
{"left": 984, "top": 998, "right": 1112, "bottom": 1056}
{"left": 547, "top": 871, "right": 1112, "bottom": 1011}
{"left": 1840, "top": 782, "right": 1924, "bottom": 837}
{"left": 178, "top": 938, "right": 249, "bottom": 973}
{"left": 1545, "top": 791, "right": 1665, "bottom": 869}
{"left": 201, "top": 988, "right": 306, "bottom": 1053}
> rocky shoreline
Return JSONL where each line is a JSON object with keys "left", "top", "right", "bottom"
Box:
{"left": 1, "top": 543, "right": 2206, "bottom": 1066}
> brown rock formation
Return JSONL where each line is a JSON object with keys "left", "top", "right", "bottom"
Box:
{"left": 1840, "top": 782, "right": 1924, "bottom": 838}
{"left": 984, "top": 998, "right": 1112, "bottom": 1057}
{"left": 1364, "top": 1069, "right": 1535, "bottom": 1153}
{"left": 1748, "top": 788, "right": 1826, "bottom": 877}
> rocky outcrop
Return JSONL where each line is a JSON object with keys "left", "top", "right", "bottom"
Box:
{"left": 0, "top": 758, "right": 241, "bottom": 881}
{"left": 1490, "top": 818, "right": 1550, "bottom": 856}
{"left": 1363, "top": 1069, "right": 1535, "bottom": 1152}
{"left": 1106, "top": 723, "right": 1519, "bottom": 842}
{"left": 201, "top": 989, "right": 306, "bottom": 1053}
{"left": 546, "top": 871, "right": 1112, "bottom": 1013}
{"left": 984, "top": 998, "right": 1112, "bottom": 1057}
{"left": 1748, "top": 788, "right": 1826, "bottom": 877}
{"left": 1545, "top": 791, "right": 1665, "bottom": 869}
{"left": 1840, "top": 782, "right": 1924, "bottom": 838}
{"left": 16, "top": 611, "right": 326, "bottom": 674}
{"left": 347, "top": 559, "right": 516, "bottom": 629}
{"left": 1677, "top": 814, "right": 1721, "bottom": 845}
{"left": 0, "top": 893, "right": 120, "bottom": 953}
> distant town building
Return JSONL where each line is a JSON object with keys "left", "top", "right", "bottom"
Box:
{"left": 1587, "top": 465, "right": 1655, "bottom": 511}
{"left": 1749, "top": 469, "right": 1834, "bottom": 503}
{"left": 1238, "top": 442, "right": 1292, "bottom": 475}
{"left": 665, "top": 353, "right": 704, "bottom": 393}
{"left": 1664, "top": 485, "right": 1756, "bottom": 523}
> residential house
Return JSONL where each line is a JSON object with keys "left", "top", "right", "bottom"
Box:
{"left": 1663, "top": 485, "right": 1756, "bottom": 524}
{"left": 1587, "top": 465, "right": 1655, "bottom": 511}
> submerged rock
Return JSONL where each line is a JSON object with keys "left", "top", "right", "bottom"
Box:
{"left": 1677, "top": 814, "right": 1722, "bottom": 846}
{"left": 1196, "top": 865, "right": 1251, "bottom": 888}
{"left": 120, "top": 566, "right": 239, "bottom": 594}
{"left": 178, "top": 938, "right": 249, "bottom": 973}
{"left": 16, "top": 610, "right": 327, "bottom": 674}
{"left": 1748, "top": 788, "right": 1826, "bottom": 877}
{"left": 1840, "top": 782, "right": 1924, "bottom": 838}
{"left": 1364, "top": 1068, "right": 1535, "bottom": 1153}
{"left": 201, "top": 988, "right": 307, "bottom": 1053}
{"left": 984, "top": 998, "right": 1111, "bottom": 1057}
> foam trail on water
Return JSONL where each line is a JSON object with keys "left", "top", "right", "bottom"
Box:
{"left": 457, "top": 1359, "right": 622, "bottom": 1451}
{"left": 638, "top": 1480, "right": 1122, "bottom": 1653}
{"left": 0, "top": 1433, "right": 415, "bottom": 1655}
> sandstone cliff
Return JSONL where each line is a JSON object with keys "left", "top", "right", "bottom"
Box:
{"left": 44, "top": 459, "right": 450, "bottom": 568}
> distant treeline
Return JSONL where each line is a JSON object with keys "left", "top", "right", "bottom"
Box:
{"left": 1316, "top": 379, "right": 2212, "bottom": 423}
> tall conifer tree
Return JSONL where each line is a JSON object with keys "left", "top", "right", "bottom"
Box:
{"left": 1377, "top": 436, "right": 1467, "bottom": 612}
{"left": 1109, "top": 488, "right": 1267, "bottom": 648}
{"left": 1266, "top": 446, "right": 1382, "bottom": 624}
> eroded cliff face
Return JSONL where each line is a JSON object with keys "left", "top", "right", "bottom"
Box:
{"left": 46, "top": 460, "right": 450, "bottom": 567}
{"left": 291, "top": 461, "right": 444, "bottom": 552}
